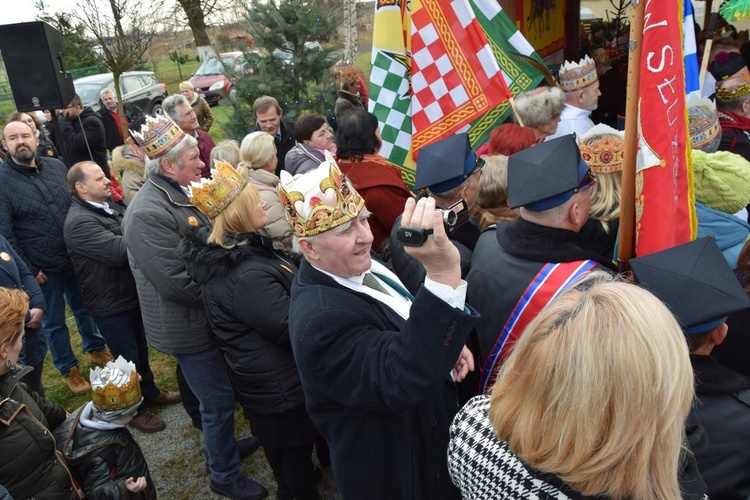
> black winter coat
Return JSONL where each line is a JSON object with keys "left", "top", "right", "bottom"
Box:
{"left": 64, "top": 195, "right": 139, "bottom": 317}
{"left": 688, "top": 354, "right": 750, "bottom": 498}
{"left": 0, "top": 365, "right": 77, "bottom": 499}
{"left": 0, "top": 155, "right": 73, "bottom": 275}
{"left": 99, "top": 102, "right": 144, "bottom": 152}
{"left": 55, "top": 403, "right": 157, "bottom": 499}
{"left": 178, "top": 228, "right": 305, "bottom": 414}
{"left": 59, "top": 107, "right": 110, "bottom": 178}
{"left": 289, "top": 259, "right": 478, "bottom": 499}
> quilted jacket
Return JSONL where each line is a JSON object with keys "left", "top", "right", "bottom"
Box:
{"left": 0, "top": 155, "right": 73, "bottom": 275}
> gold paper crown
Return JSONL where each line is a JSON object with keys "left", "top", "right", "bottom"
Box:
{"left": 558, "top": 56, "right": 598, "bottom": 92}
{"left": 337, "top": 66, "right": 359, "bottom": 84}
{"left": 90, "top": 356, "right": 142, "bottom": 413}
{"left": 277, "top": 152, "right": 364, "bottom": 237}
{"left": 188, "top": 161, "right": 248, "bottom": 219}
{"left": 579, "top": 124, "right": 625, "bottom": 174}
{"left": 188, "top": 160, "right": 247, "bottom": 219}
{"left": 131, "top": 114, "right": 187, "bottom": 160}
{"left": 716, "top": 82, "right": 750, "bottom": 100}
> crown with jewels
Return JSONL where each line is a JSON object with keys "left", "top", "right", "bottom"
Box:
{"left": 90, "top": 356, "right": 142, "bottom": 413}
{"left": 558, "top": 56, "right": 598, "bottom": 92}
{"left": 131, "top": 113, "right": 187, "bottom": 160}
{"left": 578, "top": 124, "right": 625, "bottom": 174}
{"left": 687, "top": 95, "right": 721, "bottom": 153}
{"left": 277, "top": 151, "right": 364, "bottom": 237}
{"left": 188, "top": 161, "right": 248, "bottom": 219}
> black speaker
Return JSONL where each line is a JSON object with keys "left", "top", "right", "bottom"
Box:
{"left": 0, "top": 21, "right": 76, "bottom": 112}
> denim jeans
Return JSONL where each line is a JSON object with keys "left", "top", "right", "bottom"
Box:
{"left": 39, "top": 269, "right": 106, "bottom": 375}
{"left": 93, "top": 307, "right": 159, "bottom": 407}
{"left": 175, "top": 346, "right": 240, "bottom": 484}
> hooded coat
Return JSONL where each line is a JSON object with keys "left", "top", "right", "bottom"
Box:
{"left": 112, "top": 139, "right": 146, "bottom": 204}
{"left": 55, "top": 403, "right": 157, "bottom": 500}
{"left": 178, "top": 228, "right": 305, "bottom": 414}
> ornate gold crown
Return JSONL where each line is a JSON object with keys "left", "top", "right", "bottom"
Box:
{"left": 338, "top": 66, "right": 359, "bottom": 84}
{"left": 277, "top": 152, "right": 364, "bottom": 237}
{"left": 558, "top": 56, "right": 598, "bottom": 92}
{"left": 716, "top": 82, "right": 750, "bottom": 100}
{"left": 188, "top": 161, "right": 248, "bottom": 219}
{"left": 579, "top": 124, "right": 625, "bottom": 174}
{"left": 90, "top": 356, "right": 142, "bottom": 413}
{"left": 131, "top": 114, "right": 187, "bottom": 160}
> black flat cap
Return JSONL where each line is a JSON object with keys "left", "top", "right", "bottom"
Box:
{"left": 507, "top": 134, "right": 585, "bottom": 210}
{"left": 630, "top": 237, "right": 750, "bottom": 334}
{"left": 415, "top": 133, "right": 482, "bottom": 192}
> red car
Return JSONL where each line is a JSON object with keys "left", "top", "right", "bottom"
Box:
{"left": 189, "top": 52, "right": 249, "bottom": 105}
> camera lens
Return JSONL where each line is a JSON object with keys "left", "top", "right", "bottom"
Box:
{"left": 442, "top": 209, "right": 458, "bottom": 228}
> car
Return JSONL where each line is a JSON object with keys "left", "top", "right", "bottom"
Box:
{"left": 189, "top": 51, "right": 251, "bottom": 105}
{"left": 73, "top": 71, "right": 168, "bottom": 115}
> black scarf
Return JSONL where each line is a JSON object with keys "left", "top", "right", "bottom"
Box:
{"left": 692, "top": 354, "right": 750, "bottom": 395}
{"left": 497, "top": 217, "right": 616, "bottom": 269}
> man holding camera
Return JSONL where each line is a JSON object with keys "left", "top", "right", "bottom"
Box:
{"left": 389, "top": 133, "right": 483, "bottom": 295}
{"left": 278, "top": 157, "right": 478, "bottom": 499}
{"left": 467, "top": 135, "right": 615, "bottom": 395}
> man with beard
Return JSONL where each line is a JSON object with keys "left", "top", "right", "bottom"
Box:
{"left": 0, "top": 120, "right": 111, "bottom": 394}
{"left": 547, "top": 56, "right": 601, "bottom": 140}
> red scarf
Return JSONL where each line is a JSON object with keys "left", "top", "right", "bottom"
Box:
{"left": 718, "top": 108, "right": 750, "bottom": 133}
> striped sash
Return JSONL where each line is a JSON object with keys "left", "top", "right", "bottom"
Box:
{"left": 479, "top": 260, "right": 597, "bottom": 393}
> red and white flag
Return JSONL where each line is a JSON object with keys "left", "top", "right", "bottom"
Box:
{"left": 410, "top": 0, "right": 512, "bottom": 153}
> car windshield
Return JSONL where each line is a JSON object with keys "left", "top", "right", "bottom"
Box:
{"left": 195, "top": 57, "right": 236, "bottom": 76}
{"left": 75, "top": 81, "right": 111, "bottom": 105}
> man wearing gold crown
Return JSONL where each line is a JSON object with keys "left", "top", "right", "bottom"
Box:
{"left": 713, "top": 54, "right": 750, "bottom": 163}
{"left": 123, "top": 114, "right": 265, "bottom": 500}
{"left": 278, "top": 157, "right": 478, "bottom": 499}
{"left": 547, "top": 56, "right": 601, "bottom": 141}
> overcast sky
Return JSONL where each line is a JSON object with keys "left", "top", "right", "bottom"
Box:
{"left": 3, "top": 0, "right": 74, "bottom": 25}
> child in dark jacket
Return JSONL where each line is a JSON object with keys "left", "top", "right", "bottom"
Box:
{"left": 55, "top": 356, "right": 156, "bottom": 499}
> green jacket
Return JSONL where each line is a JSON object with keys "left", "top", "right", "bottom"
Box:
{"left": 0, "top": 365, "right": 77, "bottom": 499}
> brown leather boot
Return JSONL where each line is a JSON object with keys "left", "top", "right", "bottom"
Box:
{"left": 129, "top": 412, "right": 166, "bottom": 433}
{"left": 88, "top": 351, "right": 115, "bottom": 368}
{"left": 65, "top": 366, "right": 91, "bottom": 395}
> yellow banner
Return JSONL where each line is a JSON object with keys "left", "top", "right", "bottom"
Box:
{"left": 520, "top": 0, "right": 567, "bottom": 57}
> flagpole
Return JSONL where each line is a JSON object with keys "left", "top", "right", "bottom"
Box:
{"left": 698, "top": 0, "right": 723, "bottom": 94}
{"left": 509, "top": 97, "right": 524, "bottom": 126}
{"left": 617, "top": 0, "right": 644, "bottom": 270}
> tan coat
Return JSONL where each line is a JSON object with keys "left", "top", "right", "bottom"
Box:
{"left": 245, "top": 168, "right": 290, "bottom": 240}
{"left": 112, "top": 140, "right": 146, "bottom": 204}
{"left": 190, "top": 94, "right": 214, "bottom": 132}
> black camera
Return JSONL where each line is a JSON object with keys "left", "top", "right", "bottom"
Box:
{"left": 396, "top": 199, "right": 470, "bottom": 247}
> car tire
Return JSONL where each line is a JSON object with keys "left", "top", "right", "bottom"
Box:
{"left": 151, "top": 102, "right": 163, "bottom": 115}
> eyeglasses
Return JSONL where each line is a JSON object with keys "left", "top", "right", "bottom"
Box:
{"left": 573, "top": 169, "right": 597, "bottom": 193}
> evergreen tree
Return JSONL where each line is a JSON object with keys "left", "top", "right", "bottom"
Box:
{"left": 227, "top": 0, "right": 340, "bottom": 139}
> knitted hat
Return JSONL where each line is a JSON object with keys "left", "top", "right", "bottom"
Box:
{"left": 692, "top": 149, "right": 750, "bottom": 213}
{"left": 710, "top": 51, "right": 747, "bottom": 82}
{"left": 687, "top": 96, "right": 721, "bottom": 153}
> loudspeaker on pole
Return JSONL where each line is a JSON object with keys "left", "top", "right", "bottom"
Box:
{"left": 0, "top": 21, "right": 76, "bottom": 112}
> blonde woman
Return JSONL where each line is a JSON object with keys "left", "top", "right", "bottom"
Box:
{"left": 209, "top": 139, "right": 241, "bottom": 168}
{"left": 179, "top": 176, "right": 320, "bottom": 500}
{"left": 448, "top": 276, "right": 695, "bottom": 499}
{"left": 179, "top": 81, "right": 214, "bottom": 132}
{"left": 470, "top": 155, "right": 519, "bottom": 230}
{"left": 578, "top": 124, "right": 624, "bottom": 261}
{"left": 236, "top": 131, "right": 291, "bottom": 242}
